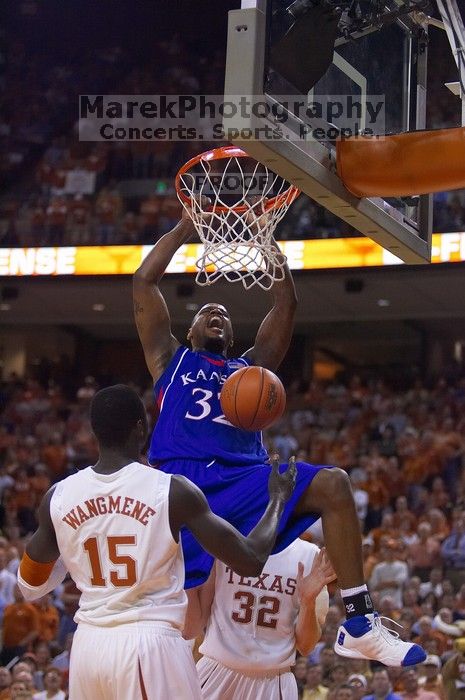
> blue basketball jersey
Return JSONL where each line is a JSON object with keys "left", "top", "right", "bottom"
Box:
{"left": 148, "top": 346, "right": 268, "bottom": 466}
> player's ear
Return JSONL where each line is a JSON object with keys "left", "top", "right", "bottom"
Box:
{"left": 187, "top": 328, "right": 192, "bottom": 341}
{"left": 137, "top": 418, "right": 147, "bottom": 441}
{"left": 229, "top": 338, "right": 234, "bottom": 347}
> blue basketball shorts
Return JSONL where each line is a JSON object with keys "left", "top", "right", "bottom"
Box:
{"left": 157, "top": 459, "right": 331, "bottom": 589}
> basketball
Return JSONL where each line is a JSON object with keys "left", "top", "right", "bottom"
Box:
{"left": 220, "top": 366, "right": 286, "bottom": 431}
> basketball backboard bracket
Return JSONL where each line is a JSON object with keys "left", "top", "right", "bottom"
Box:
{"left": 223, "top": 0, "right": 432, "bottom": 263}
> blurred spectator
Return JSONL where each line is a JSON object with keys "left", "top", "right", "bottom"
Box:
{"left": 8, "top": 680, "right": 32, "bottom": 699}
{"left": 33, "top": 599, "right": 59, "bottom": 644}
{"left": 362, "top": 537, "right": 379, "bottom": 580}
{"left": 95, "top": 188, "right": 122, "bottom": 244}
{"left": 270, "top": 422, "right": 299, "bottom": 462}
{"left": 418, "top": 656, "right": 445, "bottom": 700}
{"left": 56, "top": 596, "right": 77, "bottom": 649}
{"left": 414, "top": 615, "right": 449, "bottom": 656}
{"left": 1, "top": 587, "right": 39, "bottom": 665}
{"left": 408, "top": 524, "right": 442, "bottom": 581}
{"left": 120, "top": 212, "right": 142, "bottom": 244}
{"left": 0, "top": 668, "right": 12, "bottom": 697}
{"left": 392, "top": 496, "right": 417, "bottom": 532}
{"left": 351, "top": 474, "right": 369, "bottom": 526}
{"left": 443, "top": 648, "right": 465, "bottom": 700}
{"left": 328, "top": 664, "right": 349, "bottom": 691}
{"left": 31, "top": 668, "right": 64, "bottom": 700}
{"left": 419, "top": 569, "right": 444, "bottom": 601}
{"left": 0, "top": 547, "right": 18, "bottom": 612}
{"left": 441, "top": 517, "right": 465, "bottom": 590}
{"left": 369, "top": 541, "right": 408, "bottom": 608}
{"left": 11, "top": 671, "right": 35, "bottom": 696}
{"left": 51, "top": 635, "right": 73, "bottom": 674}
{"left": 67, "top": 195, "right": 92, "bottom": 246}
{"left": 76, "top": 376, "right": 97, "bottom": 404}
{"left": 140, "top": 195, "right": 161, "bottom": 241}
{"left": 348, "top": 674, "right": 368, "bottom": 700}
{"left": 303, "top": 663, "right": 329, "bottom": 700}
{"left": 31, "top": 643, "right": 51, "bottom": 691}
{"left": 423, "top": 510, "right": 450, "bottom": 545}
{"left": 362, "top": 667, "right": 402, "bottom": 700}
{"left": 40, "top": 437, "right": 67, "bottom": 481}
{"left": 45, "top": 199, "right": 67, "bottom": 246}
{"left": 433, "top": 607, "right": 462, "bottom": 637}
{"left": 399, "top": 668, "right": 441, "bottom": 700}
{"left": 334, "top": 685, "right": 355, "bottom": 700}
{"left": 294, "top": 657, "right": 309, "bottom": 698}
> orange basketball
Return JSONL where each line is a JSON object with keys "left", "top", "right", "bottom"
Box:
{"left": 220, "top": 366, "right": 286, "bottom": 431}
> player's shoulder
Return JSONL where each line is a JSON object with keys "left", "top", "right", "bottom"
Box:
{"left": 289, "top": 538, "right": 320, "bottom": 566}
{"left": 48, "top": 467, "right": 91, "bottom": 503}
{"left": 229, "top": 356, "right": 251, "bottom": 369}
{"left": 278, "top": 538, "right": 321, "bottom": 563}
{"left": 289, "top": 537, "right": 320, "bottom": 554}
{"left": 155, "top": 345, "right": 191, "bottom": 385}
{"left": 52, "top": 467, "right": 90, "bottom": 488}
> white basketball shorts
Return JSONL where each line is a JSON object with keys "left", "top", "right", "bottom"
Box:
{"left": 197, "top": 656, "right": 298, "bottom": 700}
{"left": 69, "top": 622, "right": 202, "bottom": 700}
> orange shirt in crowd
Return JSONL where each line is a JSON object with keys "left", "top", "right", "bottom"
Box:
{"left": 3, "top": 602, "right": 40, "bottom": 647}
{"left": 370, "top": 525, "right": 399, "bottom": 551}
{"left": 363, "top": 475, "right": 390, "bottom": 511}
{"left": 34, "top": 602, "right": 59, "bottom": 642}
{"left": 403, "top": 448, "right": 442, "bottom": 484}
{"left": 413, "top": 630, "right": 449, "bottom": 656}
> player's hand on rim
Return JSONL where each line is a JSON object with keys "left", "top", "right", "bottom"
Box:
{"left": 181, "top": 194, "right": 214, "bottom": 239}
{"left": 268, "top": 454, "right": 297, "bottom": 503}
{"left": 296, "top": 547, "right": 337, "bottom": 603}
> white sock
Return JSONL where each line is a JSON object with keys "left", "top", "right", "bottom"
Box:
{"left": 340, "top": 584, "right": 369, "bottom": 597}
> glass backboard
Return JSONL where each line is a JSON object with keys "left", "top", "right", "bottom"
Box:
{"left": 224, "top": 0, "right": 433, "bottom": 262}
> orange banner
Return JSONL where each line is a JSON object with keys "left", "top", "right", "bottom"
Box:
{"left": 0, "top": 233, "right": 463, "bottom": 277}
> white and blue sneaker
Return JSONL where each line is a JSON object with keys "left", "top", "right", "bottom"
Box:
{"left": 335, "top": 613, "right": 426, "bottom": 667}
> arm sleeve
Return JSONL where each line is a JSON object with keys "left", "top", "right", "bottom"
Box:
{"left": 17, "top": 557, "right": 68, "bottom": 602}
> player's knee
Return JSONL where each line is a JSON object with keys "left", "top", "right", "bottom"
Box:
{"left": 314, "top": 467, "right": 352, "bottom": 505}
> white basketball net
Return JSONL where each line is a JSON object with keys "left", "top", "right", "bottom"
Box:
{"left": 177, "top": 150, "right": 299, "bottom": 290}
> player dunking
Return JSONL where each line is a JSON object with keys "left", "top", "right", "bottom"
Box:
{"left": 16, "top": 385, "right": 296, "bottom": 699}
{"left": 133, "top": 208, "right": 426, "bottom": 666}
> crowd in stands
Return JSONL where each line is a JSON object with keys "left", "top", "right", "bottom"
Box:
{"left": 1, "top": 23, "right": 465, "bottom": 248}
{"left": 0, "top": 363, "right": 464, "bottom": 697}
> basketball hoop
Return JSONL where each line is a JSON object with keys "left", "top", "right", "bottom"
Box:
{"left": 175, "top": 146, "right": 300, "bottom": 290}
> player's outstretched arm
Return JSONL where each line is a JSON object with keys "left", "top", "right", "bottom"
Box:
{"left": 295, "top": 547, "right": 336, "bottom": 656}
{"left": 169, "top": 456, "right": 296, "bottom": 577}
{"left": 133, "top": 211, "right": 196, "bottom": 382}
{"left": 243, "top": 237, "right": 297, "bottom": 372}
{"left": 17, "top": 488, "right": 67, "bottom": 601}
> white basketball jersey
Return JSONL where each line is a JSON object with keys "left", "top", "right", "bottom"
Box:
{"left": 199, "top": 539, "right": 329, "bottom": 672}
{"left": 50, "top": 462, "right": 187, "bottom": 629}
